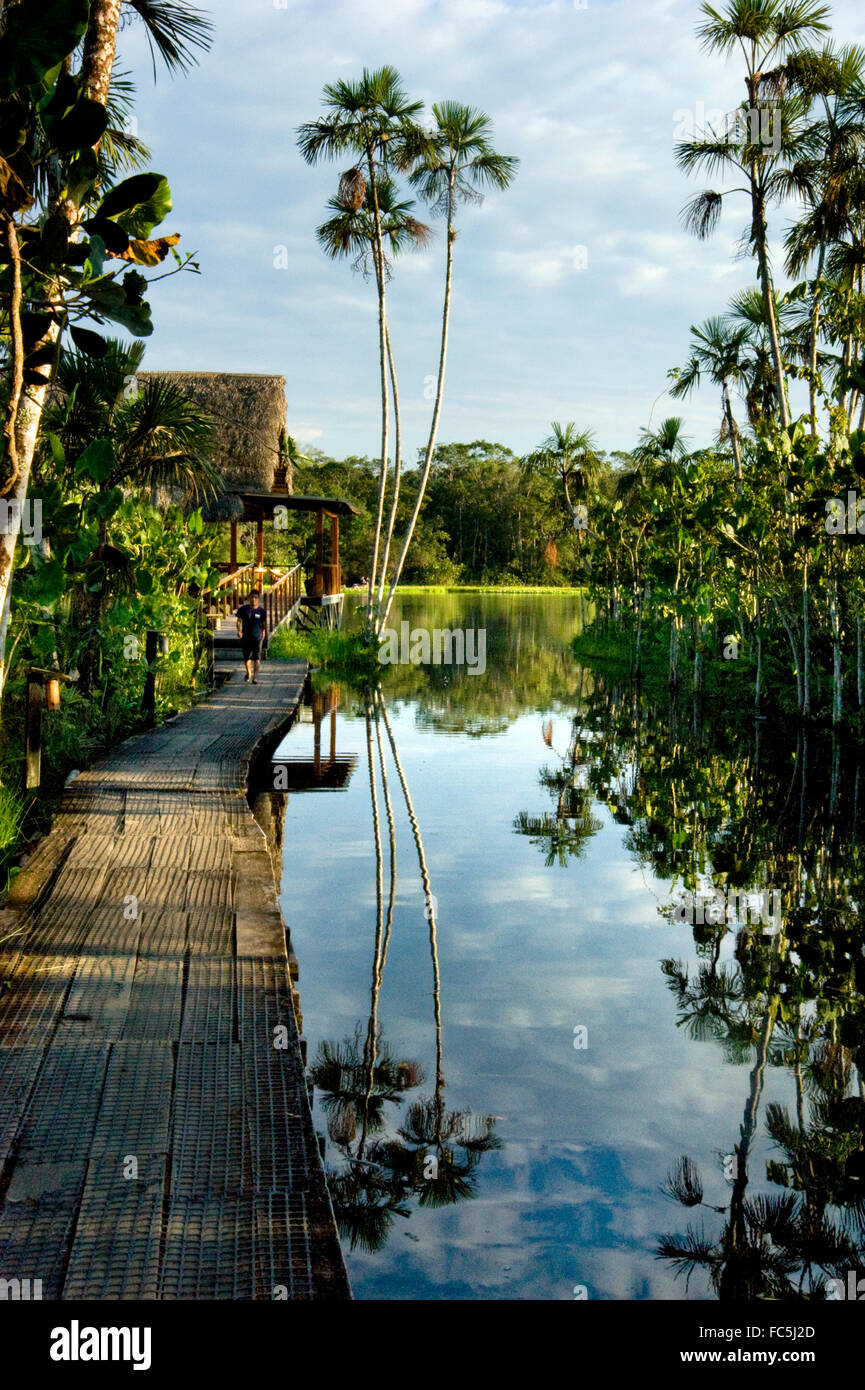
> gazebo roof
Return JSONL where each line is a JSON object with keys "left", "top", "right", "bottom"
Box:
{"left": 137, "top": 371, "right": 288, "bottom": 521}
{"left": 238, "top": 493, "right": 360, "bottom": 519}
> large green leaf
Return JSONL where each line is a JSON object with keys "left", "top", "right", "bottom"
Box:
{"left": 84, "top": 280, "right": 154, "bottom": 336}
{"left": 87, "top": 487, "right": 124, "bottom": 521}
{"left": 64, "top": 149, "right": 99, "bottom": 207}
{"left": 97, "top": 173, "right": 172, "bottom": 236}
{"left": 118, "top": 182, "right": 172, "bottom": 239}
{"left": 51, "top": 97, "right": 108, "bottom": 153}
{"left": 82, "top": 216, "right": 130, "bottom": 256}
{"left": 27, "top": 557, "right": 67, "bottom": 605}
{"left": 69, "top": 325, "right": 108, "bottom": 358}
{"left": 75, "top": 439, "right": 116, "bottom": 484}
{"left": 0, "top": 0, "right": 90, "bottom": 99}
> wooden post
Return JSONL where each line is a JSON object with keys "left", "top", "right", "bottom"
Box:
{"left": 205, "top": 620, "right": 215, "bottom": 692}
{"left": 314, "top": 509, "right": 324, "bottom": 597}
{"left": 143, "top": 630, "right": 159, "bottom": 727}
{"left": 330, "top": 513, "right": 339, "bottom": 593}
{"left": 229, "top": 521, "right": 238, "bottom": 574}
{"left": 256, "top": 513, "right": 264, "bottom": 570}
{"left": 25, "top": 674, "right": 43, "bottom": 789}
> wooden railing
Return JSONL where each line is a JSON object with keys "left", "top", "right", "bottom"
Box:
{"left": 263, "top": 565, "right": 303, "bottom": 633}
{"left": 194, "top": 564, "right": 302, "bottom": 690}
{"left": 208, "top": 563, "right": 259, "bottom": 619}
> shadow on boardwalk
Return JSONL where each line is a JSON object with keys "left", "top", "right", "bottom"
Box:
{"left": 0, "top": 658, "right": 350, "bottom": 1300}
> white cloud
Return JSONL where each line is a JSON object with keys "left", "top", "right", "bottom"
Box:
{"left": 120, "top": 0, "right": 865, "bottom": 457}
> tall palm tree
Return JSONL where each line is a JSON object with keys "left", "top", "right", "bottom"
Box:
{"left": 316, "top": 173, "right": 432, "bottom": 598}
{"left": 378, "top": 102, "right": 517, "bottom": 634}
{"left": 298, "top": 69, "right": 429, "bottom": 635}
{"left": 782, "top": 43, "right": 865, "bottom": 433}
{"left": 677, "top": 0, "right": 831, "bottom": 430}
{"left": 671, "top": 318, "right": 752, "bottom": 491}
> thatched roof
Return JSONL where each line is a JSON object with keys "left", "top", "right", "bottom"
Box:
{"left": 137, "top": 371, "right": 288, "bottom": 521}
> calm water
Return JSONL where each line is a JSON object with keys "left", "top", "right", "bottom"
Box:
{"left": 275, "top": 593, "right": 865, "bottom": 1301}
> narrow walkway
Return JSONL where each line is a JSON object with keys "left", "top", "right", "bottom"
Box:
{"left": 0, "top": 657, "right": 350, "bottom": 1299}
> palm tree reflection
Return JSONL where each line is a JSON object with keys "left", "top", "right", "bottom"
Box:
{"left": 555, "top": 672, "right": 865, "bottom": 1299}
{"left": 313, "top": 686, "right": 501, "bottom": 1253}
{"left": 514, "top": 712, "right": 602, "bottom": 867}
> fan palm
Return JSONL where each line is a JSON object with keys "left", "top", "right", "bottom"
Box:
{"left": 48, "top": 339, "right": 219, "bottom": 501}
{"left": 726, "top": 286, "right": 795, "bottom": 426}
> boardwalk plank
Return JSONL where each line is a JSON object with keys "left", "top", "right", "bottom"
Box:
{"left": 0, "top": 658, "right": 349, "bottom": 1300}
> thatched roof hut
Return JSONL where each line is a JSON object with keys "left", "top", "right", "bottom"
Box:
{"left": 136, "top": 371, "right": 289, "bottom": 521}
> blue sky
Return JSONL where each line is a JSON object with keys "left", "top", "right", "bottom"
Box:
{"left": 118, "top": 0, "right": 865, "bottom": 461}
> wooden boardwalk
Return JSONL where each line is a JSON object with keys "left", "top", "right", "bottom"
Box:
{"left": 0, "top": 655, "right": 350, "bottom": 1300}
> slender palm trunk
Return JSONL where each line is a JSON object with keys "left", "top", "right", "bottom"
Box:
{"left": 634, "top": 583, "right": 644, "bottom": 678}
{"left": 365, "top": 145, "right": 391, "bottom": 637}
{"left": 808, "top": 238, "right": 827, "bottom": 436}
{"left": 774, "top": 597, "right": 803, "bottom": 713}
{"left": 378, "top": 691, "right": 443, "bottom": 1099}
{"left": 379, "top": 170, "right": 456, "bottom": 635}
{"left": 751, "top": 171, "right": 790, "bottom": 430}
{"left": 754, "top": 603, "right": 762, "bottom": 709}
{"left": 375, "top": 712, "right": 397, "bottom": 972}
{"left": 802, "top": 565, "right": 811, "bottom": 718}
{"left": 719, "top": 994, "right": 779, "bottom": 1300}
{"left": 374, "top": 322, "right": 402, "bottom": 619}
{"left": 358, "top": 700, "right": 385, "bottom": 1159}
{"left": 829, "top": 579, "right": 842, "bottom": 726}
{"left": 723, "top": 380, "right": 743, "bottom": 494}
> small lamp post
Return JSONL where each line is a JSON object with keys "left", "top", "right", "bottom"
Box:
{"left": 142, "top": 631, "right": 170, "bottom": 727}
{"left": 25, "top": 669, "right": 77, "bottom": 789}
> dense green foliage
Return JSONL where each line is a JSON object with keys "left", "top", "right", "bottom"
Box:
{"left": 0, "top": 1, "right": 213, "bottom": 885}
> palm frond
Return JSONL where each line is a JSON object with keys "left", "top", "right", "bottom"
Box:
{"left": 122, "top": 0, "right": 213, "bottom": 78}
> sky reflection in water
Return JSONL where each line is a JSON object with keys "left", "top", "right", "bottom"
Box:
{"left": 278, "top": 594, "right": 860, "bottom": 1301}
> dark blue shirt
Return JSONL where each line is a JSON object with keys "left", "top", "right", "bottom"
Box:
{"left": 237, "top": 603, "right": 266, "bottom": 641}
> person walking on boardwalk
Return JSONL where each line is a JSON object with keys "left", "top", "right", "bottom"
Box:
{"left": 236, "top": 590, "right": 267, "bottom": 684}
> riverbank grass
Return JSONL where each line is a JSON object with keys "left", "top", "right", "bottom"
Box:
{"left": 267, "top": 624, "right": 380, "bottom": 677}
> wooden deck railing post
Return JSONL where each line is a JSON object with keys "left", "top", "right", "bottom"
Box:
{"left": 25, "top": 668, "right": 77, "bottom": 789}
{"left": 25, "top": 674, "right": 43, "bottom": 790}
{"left": 143, "top": 630, "right": 160, "bottom": 727}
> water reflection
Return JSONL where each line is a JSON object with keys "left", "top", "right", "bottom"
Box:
{"left": 551, "top": 677, "right": 865, "bottom": 1300}
{"left": 311, "top": 687, "right": 501, "bottom": 1253}
{"left": 284, "top": 593, "right": 865, "bottom": 1298}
